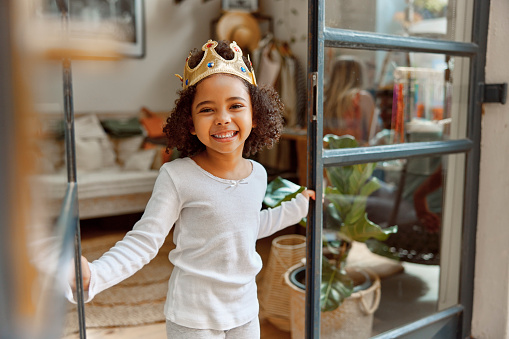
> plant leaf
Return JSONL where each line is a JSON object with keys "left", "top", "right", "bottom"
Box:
{"left": 343, "top": 195, "right": 367, "bottom": 225}
{"left": 320, "top": 258, "right": 353, "bottom": 312}
{"left": 326, "top": 166, "right": 353, "bottom": 193}
{"left": 360, "top": 177, "right": 381, "bottom": 197}
{"left": 324, "top": 134, "right": 358, "bottom": 149}
{"left": 263, "top": 176, "right": 305, "bottom": 208}
{"left": 325, "top": 190, "right": 352, "bottom": 222}
{"left": 342, "top": 214, "right": 397, "bottom": 242}
{"left": 324, "top": 202, "right": 343, "bottom": 232}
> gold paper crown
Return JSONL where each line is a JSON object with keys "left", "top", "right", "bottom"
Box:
{"left": 176, "top": 40, "right": 257, "bottom": 90}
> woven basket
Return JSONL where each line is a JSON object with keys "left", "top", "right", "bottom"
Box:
{"left": 260, "top": 234, "right": 307, "bottom": 331}
{"left": 284, "top": 263, "right": 381, "bottom": 339}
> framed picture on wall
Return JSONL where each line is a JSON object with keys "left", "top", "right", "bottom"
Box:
{"left": 36, "top": 0, "right": 146, "bottom": 58}
{"left": 112, "top": 0, "right": 145, "bottom": 58}
{"left": 221, "top": 0, "right": 259, "bottom": 12}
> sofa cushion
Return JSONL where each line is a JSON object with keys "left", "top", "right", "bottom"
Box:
{"left": 113, "top": 135, "right": 145, "bottom": 166}
{"left": 124, "top": 149, "right": 157, "bottom": 172}
{"left": 75, "top": 137, "right": 103, "bottom": 171}
{"left": 74, "top": 114, "right": 117, "bottom": 171}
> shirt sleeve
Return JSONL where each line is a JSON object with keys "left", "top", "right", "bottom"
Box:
{"left": 257, "top": 193, "right": 309, "bottom": 239}
{"left": 66, "top": 166, "right": 181, "bottom": 303}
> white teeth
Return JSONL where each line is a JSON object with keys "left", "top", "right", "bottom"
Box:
{"left": 213, "top": 131, "right": 235, "bottom": 138}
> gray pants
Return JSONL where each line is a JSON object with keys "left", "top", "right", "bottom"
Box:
{"left": 166, "top": 317, "right": 260, "bottom": 339}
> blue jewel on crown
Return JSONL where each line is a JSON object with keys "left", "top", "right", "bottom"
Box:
{"left": 240, "top": 67, "right": 246, "bottom": 72}
{"left": 185, "top": 79, "right": 189, "bottom": 86}
{"left": 207, "top": 62, "right": 214, "bottom": 68}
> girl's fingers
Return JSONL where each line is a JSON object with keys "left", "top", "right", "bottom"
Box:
{"left": 309, "top": 190, "right": 316, "bottom": 200}
{"left": 302, "top": 189, "right": 316, "bottom": 200}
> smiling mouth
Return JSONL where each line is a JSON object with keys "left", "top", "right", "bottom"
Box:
{"left": 212, "top": 131, "right": 238, "bottom": 139}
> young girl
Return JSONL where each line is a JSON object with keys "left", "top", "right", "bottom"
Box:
{"left": 69, "top": 39, "right": 315, "bottom": 339}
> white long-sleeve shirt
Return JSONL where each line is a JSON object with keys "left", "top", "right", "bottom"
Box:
{"left": 67, "top": 157, "right": 309, "bottom": 330}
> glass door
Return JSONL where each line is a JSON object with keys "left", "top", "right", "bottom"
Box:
{"left": 305, "top": 0, "right": 488, "bottom": 337}
{"left": 1, "top": 0, "right": 85, "bottom": 338}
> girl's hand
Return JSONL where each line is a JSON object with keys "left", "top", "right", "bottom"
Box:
{"left": 301, "top": 189, "right": 316, "bottom": 201}
{"left": 69, "top": 256, "right": 91, "bottom": 291}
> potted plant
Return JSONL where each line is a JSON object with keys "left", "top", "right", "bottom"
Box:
{"left": 264, "top": 134, "right": 398, "bottom": 339}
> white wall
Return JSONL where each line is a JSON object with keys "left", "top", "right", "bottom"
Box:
{"left": 35, "top": 0, "right": 223, "bottom": 114}
{"left": 472, "top": 0, "right": 509, "bottom": 337}
{"left": 259, "top": 0, "right": 308, "bottom": 71}
{"left": 33, "top": 0, "right": 311, "bottom": 115}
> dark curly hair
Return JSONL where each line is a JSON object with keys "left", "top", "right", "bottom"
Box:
{"left": 164, "top": 40, "right": 284, "bottom": 158}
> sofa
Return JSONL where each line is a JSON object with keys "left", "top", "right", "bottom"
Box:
{"left": 32, "top": 110, "right": 173, "bottom": 220}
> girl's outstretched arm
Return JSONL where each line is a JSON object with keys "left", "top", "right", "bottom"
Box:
{"left": 65, "top": 166, "right": 181, "bottom": 304}
{"left": 258, "top": 190, "right": 314, "bottom": 239}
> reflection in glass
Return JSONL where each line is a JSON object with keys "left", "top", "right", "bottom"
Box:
{"left": 20, "top": 35, "right": 71, "bottom": 339}
{"left": 323, "top": 48, "right": 468, "bottom": 146}
{"left": 323, "top": 152, "right": 452, "bottom": 334}
{"left": 325, "top": 0, "right": 464, "bottom": 42}
{"left": 24, "top": 82, "right": 72, "bottom": 339}
{"left": 323, "top": 56, "right": 376, "bottom": 145}
{"left": 367, "top": 156, "right": 443, "bottom": 263}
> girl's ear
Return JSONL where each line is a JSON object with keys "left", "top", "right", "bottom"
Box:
{"left": 251, "top": 107, "right": 256, "bottom": 128}
{"left": 189, "top": 116, "right": 196, "bottom": 135}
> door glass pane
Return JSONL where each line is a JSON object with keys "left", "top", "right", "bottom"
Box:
{"left": 319, "top": 153, "right": 463, "bottom": 336}
{"left": 21, "top": 54, "right": 72, "bottom": 339}
{"left": 30, "top": 59, "right": 67, "bottom": 223}
{"left": 322, "top": 48, "right": 470, "bottom": 146}
{"left": 324, "top": 0, "right": 472, "bottom": 42}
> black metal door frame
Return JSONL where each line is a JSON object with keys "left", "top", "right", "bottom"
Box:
{"left": 305, "top": 0, "right": 490, "bottom": 337}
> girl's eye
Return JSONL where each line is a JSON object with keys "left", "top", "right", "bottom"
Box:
{"left": 199, "top": 108, "right": 213, "bottom": 113}
{"left": 231, "top": 104, "right": 243, "bottom": 109}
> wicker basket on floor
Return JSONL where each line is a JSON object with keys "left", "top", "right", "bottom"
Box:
{"left": 260, "top": 234, "right": 306, "bottom": 332}
{"left": 285, "top": 264, "right": 381, "bottom": 339}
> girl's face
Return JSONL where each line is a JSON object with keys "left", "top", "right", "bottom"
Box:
{"left": 190, "top": 74, "right": 253, "bottom": 158}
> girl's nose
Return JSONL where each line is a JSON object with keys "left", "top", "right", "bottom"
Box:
{"left": 215, "top": 110, "right": 231, "bottom": 125}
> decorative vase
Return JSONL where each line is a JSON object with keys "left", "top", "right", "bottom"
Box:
{"left": 284, "top": 263, "right": 381, "bottom": 339}
{"left": 259, "top": 234, "right": 307, "bottom": 331}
